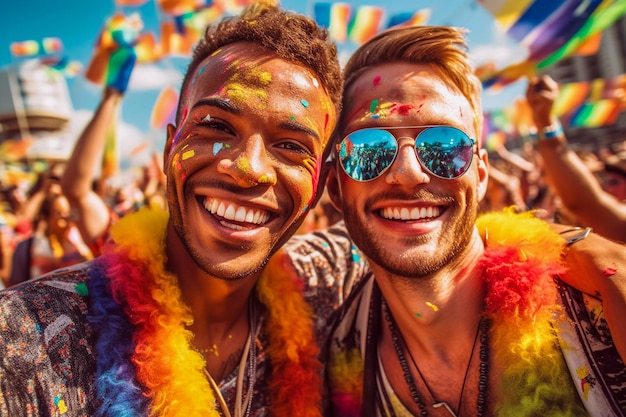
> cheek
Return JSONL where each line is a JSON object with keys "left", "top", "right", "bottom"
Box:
{"left": 303, "top": 157, "right": 322, "bottom": 207}
{"left": 283, "top": 165, "right": 317, "bottom": 215}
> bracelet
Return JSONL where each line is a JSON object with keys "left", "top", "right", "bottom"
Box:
{"left": 560, "top": 226, "right": 592, "bottom": 246}
{"left": 538, "top": 122, "right": 563, "bottom": 141}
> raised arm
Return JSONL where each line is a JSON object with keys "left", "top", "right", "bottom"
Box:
{"left": 526, "top": 75, "right": 626, "bottom": 242}
{"left": 60, "top": 87, "right": 121, "bottom": 245}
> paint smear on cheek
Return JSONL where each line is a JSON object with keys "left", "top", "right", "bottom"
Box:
{"left": 171, "top": 152, "right": 187, "bottom": 182}
{"left": 182, "top": 149, "right": 195, "bottom": 160}
{"left": 213, "top": 142, "right": 231, "bottom": 156}
{"left": 303, "top": 157, "right": 320, "bottom": 207}
{"left": 170, "top": 107, "right": 189, "bottom": 150}
{"left": 372, "top": 75, "right": 381, "bottom": 87}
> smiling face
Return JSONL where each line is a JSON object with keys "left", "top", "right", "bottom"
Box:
{"left": 328, "top": 62, "right": 488, "bottom": 278}
{"left": 164, "top": 42, "right": 336, "bottom": 280}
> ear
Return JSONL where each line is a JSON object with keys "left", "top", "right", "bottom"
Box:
{"left": 326, "top": 162, "right": 344, "bottom": 214}
{"left": 476, "top": 148, "right": 489, "bottom": 202}
{"left": 163, "top": 123, "right": 177, "bottom": 170}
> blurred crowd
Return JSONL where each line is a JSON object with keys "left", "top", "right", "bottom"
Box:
{"left": 482, "top": 136, "right": 626, "bottom": 219}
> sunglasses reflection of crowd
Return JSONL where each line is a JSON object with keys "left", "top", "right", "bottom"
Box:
{"left": 340, "top": 140, "right": 471, "bottom": 181}
{"left": 417, "top": 143, "right": 471, "bottom": 178}
{"left": 341, "top": 143, "right": 395, "bottom": 181}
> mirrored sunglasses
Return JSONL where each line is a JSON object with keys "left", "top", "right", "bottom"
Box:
{"left": 336, "top": 125, "right": 477, "bottom": 181}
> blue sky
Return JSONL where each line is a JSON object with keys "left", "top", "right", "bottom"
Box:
{"left": 0, "top": 0, "right": 526, "bottom": 160}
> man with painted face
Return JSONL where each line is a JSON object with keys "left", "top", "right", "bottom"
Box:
{"left": 0, "top": 4, "right": 343, "bottom": 416}
{"left": 305, "top": 26, "right": 626, "bottom": 416}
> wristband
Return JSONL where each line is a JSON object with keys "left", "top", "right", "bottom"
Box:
{"left": 538, "top": 122, "right": 563, "bottom": 141}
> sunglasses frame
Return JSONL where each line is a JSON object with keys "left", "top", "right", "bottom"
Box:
{"left": 336, "top": 125, "right": 478, "bottom": 182}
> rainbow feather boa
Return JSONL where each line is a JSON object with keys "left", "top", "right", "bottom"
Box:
{"left": 88, "top": 207, "right": 322, "bottom": 416}
{"left": 328, "top": 209, "right": 588, "bottom": 416}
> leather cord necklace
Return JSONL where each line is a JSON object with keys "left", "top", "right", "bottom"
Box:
{"left": 383, "top": 300, "right": 489, "bottom": 417}
{"left": 203, "top": 298, "right": 259, "bottom": 417}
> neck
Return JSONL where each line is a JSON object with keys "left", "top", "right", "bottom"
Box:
{"left": 372, "top": 229, "right": 485, "bottom": 334}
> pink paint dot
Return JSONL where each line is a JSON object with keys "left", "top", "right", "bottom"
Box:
{"left": 604, "top": 267, "right": 617, "bottom": 276}
{"left": 373, "top": 75, "right": 381, "bottom": 86}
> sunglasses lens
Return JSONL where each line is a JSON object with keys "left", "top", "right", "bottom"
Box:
{"left": 416, "top": 126, "right": 474, "bottom": 179}
{"left": 339, "top": 129, "right": 397, "bottom": 181}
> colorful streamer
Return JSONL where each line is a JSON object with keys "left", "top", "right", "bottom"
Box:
{"left": 10, "top": 37, "right": 63, "bottom": 58}
{"left": 478, "top": 0, "right": 626, "bottom": 90}
{"left": 151, "top": 87, "right": 179, "bottom": 130}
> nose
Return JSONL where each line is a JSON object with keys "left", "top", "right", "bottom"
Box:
{"left": 217, "top": 135, "right": 277, "bottom": 188}
{"left": 384, "top": 136, "right": 430, "bottom": 186}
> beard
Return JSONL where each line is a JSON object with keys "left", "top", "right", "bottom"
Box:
{"left": 342, "top": 193, "right": 478, "bottom": 279}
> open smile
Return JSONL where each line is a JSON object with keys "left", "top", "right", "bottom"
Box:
{"left": 202, "top": 197, "right": 271, "bottom": 230}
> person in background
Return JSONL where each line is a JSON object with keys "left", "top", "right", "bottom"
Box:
{"left": 310, "top": 25, "right": 624, "bottom": 416}
{"left": 526, "top": 74, "right": 626, "bottom": 242}
{"left": 0, "top": 4, "right": 343, "bottom": 416}
{"left": 8, "top": 192, "right": 93, "bottom": 287}
{"left": 603, "top": 152, "right": 626, "bottom": 202}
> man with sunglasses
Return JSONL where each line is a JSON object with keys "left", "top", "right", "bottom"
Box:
{"left": 303, "top": 25, "right": 626, "bottom": 416}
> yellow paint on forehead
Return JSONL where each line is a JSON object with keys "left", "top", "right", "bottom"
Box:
{"left": 222, "top": 64, "right": 272, "bottom": 107}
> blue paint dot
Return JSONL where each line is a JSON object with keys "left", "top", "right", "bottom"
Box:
{"left": 300, "top": 100, "right": 309, "bottom": 108}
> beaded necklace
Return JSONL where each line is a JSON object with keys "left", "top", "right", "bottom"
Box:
{"left": 383, "top": 299, "right": 489, "bottom": 417}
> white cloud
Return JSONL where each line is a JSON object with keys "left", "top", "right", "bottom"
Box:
{"left": 27, "top": 109, "right": 154, "bottom": 173}
{"left": 128, "top": 64, "right": 183, "bottom": 91}
{"left": 470, "top": 44, "right": 527, "bottom": 69}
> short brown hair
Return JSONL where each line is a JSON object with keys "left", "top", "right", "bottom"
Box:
{"left": 176, "top": 3, "right": 342, "bottom": 126}
{"left": 340, "top": 26, "right": 482, "bottom": 140}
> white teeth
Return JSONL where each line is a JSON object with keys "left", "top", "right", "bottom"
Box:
{"left": 381, "top": 206, "right": 440, "bottom": 220}
{"left": 224, "top": 205, "right": 236, "bottom": 219}
{"left": 217, "top": 202, "right": 226, "bottom": 217}
{"left": 234, "top": 206, "right": 246, "bottom": 222}
{"left": 203, "top": 197, "right": 270, "bottom": 225}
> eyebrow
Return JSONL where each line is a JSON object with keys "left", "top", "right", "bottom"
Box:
{"left": 193, "top": 97, "right": 321, "bottom": 141}
{"left": 192, "top": 97, "right": 241, "bottom": 115}
{"left": 280, "top": 120, "right": 321, "bottom": 141}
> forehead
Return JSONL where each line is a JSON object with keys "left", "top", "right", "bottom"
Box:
{"left": 187, "top": 42, "right": 330, "bottom": 107}
{"left": 343, "top": 62, "right": 474, "bottom": 132}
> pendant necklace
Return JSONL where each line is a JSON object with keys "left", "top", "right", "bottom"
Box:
{"left": 203, "top": 299, "right": 258, "bottom": 417}
{"left": 383, "top": 300, "right": 489, "bottom": 417}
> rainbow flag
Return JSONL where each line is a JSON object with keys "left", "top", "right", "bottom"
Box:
{"left": 568, "top": 99, "right": 620, "bottom": 127}
{"left": 348, "top": 6, "right": 384, "bottom": 44}
{"left": 478, "top": 0, "right": 626, "bottom": 89}
{"left": 554, "top": 81, "right": 590, "bottom": 116}
{"left": 314, "top": 2, "right": 352, "bottom": 43}
{"left": 386, "top": 9, "right": 431, "bottom": 29}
